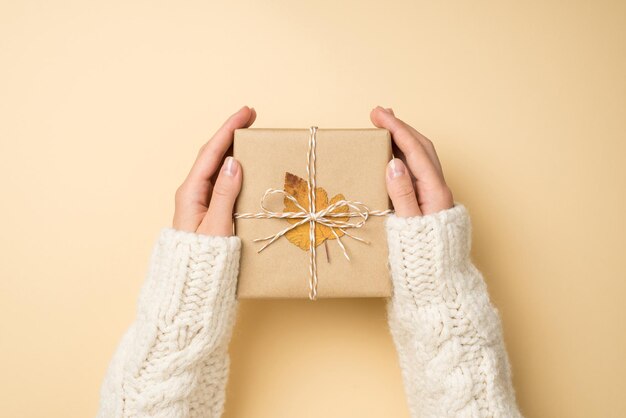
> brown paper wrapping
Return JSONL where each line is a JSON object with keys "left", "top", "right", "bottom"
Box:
{"left": 233, "top": 128, "right": 392, "bottom": 298}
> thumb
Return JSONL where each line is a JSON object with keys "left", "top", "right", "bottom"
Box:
{"left": 386, "top": 158, "right": 421, "bottom": 217}
{"left": 197, "top": 156, "right": 242, "bottom": 236}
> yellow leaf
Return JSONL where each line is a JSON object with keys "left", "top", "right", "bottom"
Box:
{"left": 283, "top": 172, "right": 349, "bottom": 251}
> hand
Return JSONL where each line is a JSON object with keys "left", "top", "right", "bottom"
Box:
{"left": 172, "top": 106, "right": 256, "bottom": 236}
{"left": 370, "top": 106, "right": 454, "bottom": 217}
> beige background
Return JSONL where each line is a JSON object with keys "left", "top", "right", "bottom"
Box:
{"left": 1, "top": 1, "right": 625, "bottom": 417}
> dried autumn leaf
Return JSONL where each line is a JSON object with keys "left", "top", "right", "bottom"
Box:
{"left": 283, "top": 172, "right": 349, "bottom": 251}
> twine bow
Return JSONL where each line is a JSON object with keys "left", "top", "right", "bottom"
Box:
{"left": 234, "top": 126, "right": 392, "bottom": 300}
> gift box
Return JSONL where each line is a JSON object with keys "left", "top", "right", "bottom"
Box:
{"left": 233, "top": 127, "right": 393, "bottom": 299}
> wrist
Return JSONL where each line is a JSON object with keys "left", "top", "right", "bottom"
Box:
{"left": 384, "top": 202, "right": 472, "bottom": 301}
{"left": 386, "top": 202, "right": 471, "bottom": 260}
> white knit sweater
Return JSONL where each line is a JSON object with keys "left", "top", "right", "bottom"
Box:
{"left": 96, "top": 203, "right": 523, "bottom": 417}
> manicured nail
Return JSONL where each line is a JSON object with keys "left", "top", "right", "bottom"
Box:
{"left": 387, "top": 158, "right": 405, "bottom": 179}
{"left": 224, "top": 156, "right": 238, "bottom": 176}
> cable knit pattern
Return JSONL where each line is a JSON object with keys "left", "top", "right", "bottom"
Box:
{"left": 385, "top": 202, "right": 523, "bottom": 418}
{"left": 97, "top": 202, "right": 523, "bottom": 417}
{"left": 96, "top": 227, "right": 241, "bottom": 418}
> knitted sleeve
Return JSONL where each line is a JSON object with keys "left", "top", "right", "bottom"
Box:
{"left": 384, "top": 203, "right": 524, "bottom": 418}
{"left": 96, "top": 227, "right": 241, "bottom": 418}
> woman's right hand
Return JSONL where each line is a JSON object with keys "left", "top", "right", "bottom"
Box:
{"left": 172, "top": 106, "right": 256, "bottom": 236}
{"left": 370, "top": 106, "right": 455, "bottom": 217}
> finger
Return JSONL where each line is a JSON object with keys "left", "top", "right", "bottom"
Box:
{"left": 370, "top": 106, "right": 443, "bottom": 188}
{"left": 379, "top": 108, "right": 440, "bottom": 173}
{"left": 197, "top": 156, "right": 242, "bottom": 236}
{"left": 402, "top": 122, "right": 445, "bottom": 178}
{"left": 248, "top": 107, "right": 257, "bottom": 126}
{"left": 186, "top": 106, "right": 255, "bottom": 186}
{"left": 380, "top": 108, "right": 448, "bottom": 190}
{"left": 386, "top": 158, "right": 421, "bottom": 217}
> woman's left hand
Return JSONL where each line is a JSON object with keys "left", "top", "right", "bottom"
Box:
{"left": 172, "top": 106, "right": 256, "bottom": 236}
{"left": 370, "top": 106, "right": 454, "bottom": 217}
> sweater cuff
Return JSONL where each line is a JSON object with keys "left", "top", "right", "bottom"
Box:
{"left": 384, "top": 202, "right": 472, "bottom": 300}
{"left": 158, "top": 227, "right": 242, "bottom": 249}
{"left": 135, "top": 227, "right": 242, "bottom": 336}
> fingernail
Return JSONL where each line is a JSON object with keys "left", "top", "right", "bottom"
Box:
{"left": 386, "top": 107, "right": 394, "bottom": 115}
{"left": 224, "top": 156, "right": 238, "bottom": 176}
{"left": 387, "top": 158, "right": 405, "bottom": 179}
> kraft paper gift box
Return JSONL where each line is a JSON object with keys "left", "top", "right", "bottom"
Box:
{"left": 233, "top": 128, "right": 393, "bottom": 299}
